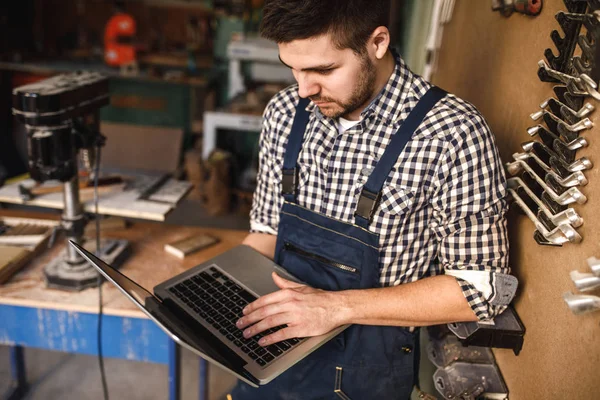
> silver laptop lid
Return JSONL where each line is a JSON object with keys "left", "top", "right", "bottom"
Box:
{"left": 69, "top": 240, "right": 260, "bottom": 387}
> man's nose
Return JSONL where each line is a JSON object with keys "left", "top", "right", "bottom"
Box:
{"left": 296, "top": 73, "right": 320, "bottom": 99}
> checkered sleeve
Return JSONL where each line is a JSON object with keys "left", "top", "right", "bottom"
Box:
{"left": 429, "top": 112, "right": 515, "bottom": 321}
{"left": 249, "top": 97, "right": 280, "bottom": 235}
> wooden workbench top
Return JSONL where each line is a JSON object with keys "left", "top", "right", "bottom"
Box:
{"left": 0, "top": 210, "right": 248, "bottom": 318}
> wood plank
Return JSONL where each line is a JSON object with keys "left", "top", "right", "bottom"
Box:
{"left": 0, "top": 215, "right": 60, "bottom": 284}
{"left": 0, "top": 176, "right": 192, "bottom": 221}
{"left": 0, "top": 210, "right": 248, "bottom": 318}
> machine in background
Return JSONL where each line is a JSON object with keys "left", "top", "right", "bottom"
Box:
{"left": 11, "top": 71, "right": 130, "bottom": 291}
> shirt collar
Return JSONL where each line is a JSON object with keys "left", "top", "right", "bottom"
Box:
{"left": 305, "top": 48, "right": 413, "bottom": 124}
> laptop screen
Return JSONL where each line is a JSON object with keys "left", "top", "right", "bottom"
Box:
{"left": 73, "top": 243, "right": 156, "bottom": 307}
{"left": 69, "top": 240, "right": 259, "bottom": 386}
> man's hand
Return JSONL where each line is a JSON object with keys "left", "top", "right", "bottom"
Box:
{"left": 235, "top": 272, "right": 347, "bottom": 347}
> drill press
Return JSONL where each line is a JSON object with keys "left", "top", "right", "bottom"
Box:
{"left": 12, "top": 71, "right": 130, "bottom": 291}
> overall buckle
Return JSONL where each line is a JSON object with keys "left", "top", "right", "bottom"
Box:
{"left": 282, "top": 168, "right": 298, "bottom": 196}
{"left": 355, "top": 188, "right": 381, "bottom": 222}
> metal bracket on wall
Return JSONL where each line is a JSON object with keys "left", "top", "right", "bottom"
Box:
{"left": 507, "top": 176, "right": 584, "bottom": 225}
{"left": 544, "top": 5, "right": 587, "bottom": 72}
{"left": 508, "top": 187, "right": 581, "bottom": 244}
{"left": 447, "top": 307, "right": 526, "bottom": 355}
{"left": 521, "top": 140, "right": 593, "bottom": 172}
{"left": 571, "top": 258, "right": 600, "bottom": 292}
{"left": 564, "top": 292, "right": 600, "bottom": 314}
{"left": 427, "top": 326, "right": 511, "bottom": 400}
{"left": 433, "top": 362, "right": 509, "bottom": 400}
{"left": 501, "top": 1, "right": 600, "bottom": 329}
{"left": 539, "top": 97, "right": 595, "bottom": 121}
{"left": 565, "top": 256, "right": 600, "bottom": 314}
{"left": 507, "top": 19, "right": 598, "bottom": 245}
{"left": 427, "top": 335, "right": 495, "bottom": 369}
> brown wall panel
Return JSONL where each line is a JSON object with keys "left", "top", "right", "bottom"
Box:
{"left": 432, "top": 0, "right": 600, "bottom": 398}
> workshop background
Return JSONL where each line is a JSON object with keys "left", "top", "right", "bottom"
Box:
{"left": 0, "top": 0, "right": 599, "bottom": 399}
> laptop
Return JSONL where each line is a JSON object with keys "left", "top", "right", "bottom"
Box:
{"left": 69, "top": 240, "right": 348, "bottom": 387}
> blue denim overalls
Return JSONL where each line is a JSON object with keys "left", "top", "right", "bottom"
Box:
{"left": 231, "top": 87, "right": 447, "bottom": 399}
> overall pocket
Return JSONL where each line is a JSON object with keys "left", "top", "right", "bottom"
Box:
{"left": 279, "top": 240, "right": 362, "bottom": 291}
{"left": 284, "top": 242, "right": 359, "bottom": 275}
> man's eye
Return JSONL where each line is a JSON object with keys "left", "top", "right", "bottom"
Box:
{"left": 316, "top": 69, "right": 334, "bottom": 75}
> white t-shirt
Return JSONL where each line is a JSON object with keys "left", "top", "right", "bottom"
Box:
{"left": 337, "top": 116, "right": 361, "bottom": 134}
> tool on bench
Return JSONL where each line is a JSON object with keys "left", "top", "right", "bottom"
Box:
{"left": 12, "top": 72, "right": 130, "bottom": 290}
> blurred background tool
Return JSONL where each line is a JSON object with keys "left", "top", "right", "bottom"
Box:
{"left": 492, "top": 0, "right": 543, "bottom": 16}
{"left": 12, "top": 71, "right": 130, "bottom": 290}
{"left": 104, "top": 0, "right": 138, "bottom": 74}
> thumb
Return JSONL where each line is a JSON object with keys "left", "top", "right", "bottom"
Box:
{"left": 272, "top": 271, "right": 305, "bottom": 290}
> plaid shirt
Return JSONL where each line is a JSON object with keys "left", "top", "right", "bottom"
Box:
{"left": 250, "top": 51, "right": 512, "bottom": 321}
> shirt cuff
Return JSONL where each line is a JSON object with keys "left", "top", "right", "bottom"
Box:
{"left": 249, "top": 221, "right": 278, "bottom": 235}
{"left": 448, "top": 270, "right": 518, "bottom": 321}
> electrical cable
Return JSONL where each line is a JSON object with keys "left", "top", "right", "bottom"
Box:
{"left": 93, "top": 144, "right": 109, "bottom": 400}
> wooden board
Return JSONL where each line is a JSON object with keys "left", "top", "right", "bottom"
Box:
{"left": 0, "top": 175, "right": 192, "bottom": 221}
{"left": 0, "top": 216, "right": 59, "bottom": 283}
{"left": 433, "top": 1, "right": 600, "bottom": 398}
{"left": 0, "top": 210, "right": 248, "bottom": 318}
{"left": 0, "top": 246, "right": 32, "bottom": 283}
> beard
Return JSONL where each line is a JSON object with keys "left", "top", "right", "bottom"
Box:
{"left": 310, "top": 54, "right": 377, "bottom": 119}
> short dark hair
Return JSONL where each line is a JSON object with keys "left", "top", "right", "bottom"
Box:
{"left": 260, "top": 0, "right": 390, "bottom": 55}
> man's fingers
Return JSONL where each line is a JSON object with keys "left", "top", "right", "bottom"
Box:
{"left": 243, "top": 286, "right": 296, "bottom": 315}
{"left": 241, "top": 312, "right": 291, "bottom": 341}
{"left": 259, "top": 326, "right": 299, "bottom": 347}
{"left": 237, "top": 302, "right": 285, "bottom": 329}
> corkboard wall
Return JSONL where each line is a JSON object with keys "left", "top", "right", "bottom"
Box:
{"left": 431, "top": 1, "right": 599, "bottom": 398}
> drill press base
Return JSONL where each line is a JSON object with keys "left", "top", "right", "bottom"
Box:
{"left": 44, "top": 238, "right": 130, "bottom": 291}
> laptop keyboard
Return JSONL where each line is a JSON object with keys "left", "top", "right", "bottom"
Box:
{"left": 168, "top": 265, "right": 303, "bottom": 368}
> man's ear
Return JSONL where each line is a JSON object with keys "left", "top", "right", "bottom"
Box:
{"left": 369, "top": 26, "right": 391, "bottom": 60}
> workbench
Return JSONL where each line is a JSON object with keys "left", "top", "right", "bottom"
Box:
{"left": 0, "top": 209, "right": 247, "bottom": 400}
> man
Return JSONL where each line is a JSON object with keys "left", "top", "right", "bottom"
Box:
{"left": 232, "top": 0, "right": 517, "bottom": 398}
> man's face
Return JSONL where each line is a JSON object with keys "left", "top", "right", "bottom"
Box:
{"left": 278, "top": 34, "right": 377, "bottom": 120}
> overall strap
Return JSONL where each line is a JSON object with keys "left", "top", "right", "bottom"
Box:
{"left": 281, "top": 97, "right": 311, "bottom": 203}
{"left": 355, "top": 86, "right": 447, "bottom": 228}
